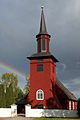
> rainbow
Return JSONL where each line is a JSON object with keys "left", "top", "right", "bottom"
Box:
{"left": 0, "top": 62, "right": 26, "bottom": 79}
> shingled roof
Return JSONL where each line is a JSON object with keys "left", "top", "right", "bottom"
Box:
{"left": 27, "top": 52, "right": 59, "bottom": 62}
{"left": 56, "top": 79, "right": 77, "bottom": 101}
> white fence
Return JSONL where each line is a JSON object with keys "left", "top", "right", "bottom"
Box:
{"left": 0, "top": 105, "right": 17, "bottom": 117}
{"left": 25, "top": 105, "right": 79, "bottom": 118}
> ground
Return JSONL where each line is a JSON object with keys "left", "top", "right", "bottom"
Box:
{"left": 0, "top": 117, "right": 80, "bottom": 120}
{"left": 0, "top": 117, "right": 34, "bottom": 120}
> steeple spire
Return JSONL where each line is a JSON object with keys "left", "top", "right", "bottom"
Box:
{"left": 39, "top": 6, "right": 47, "bottom": 34}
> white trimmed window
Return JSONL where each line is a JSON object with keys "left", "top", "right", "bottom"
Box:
{"left": 73, "top": 101, "right": 74, "bottom": 110}
{"left": 36, "top": 89, "right": 44, "bottom": 100}
{"left": 69, "top": 101, "right": 71, "bottom": 110}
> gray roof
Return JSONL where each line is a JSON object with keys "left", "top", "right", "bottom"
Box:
{"left": 36, "top": 7, "right": 50, "bottom": 38}
{"left": 27, "top": 52, "right": 59, "bottom": 62}
{"left": 39, "top": 7, "right": 47, "bottom": 34}
{"left": 56, "top": 79, "right": 77, "bottom": 101}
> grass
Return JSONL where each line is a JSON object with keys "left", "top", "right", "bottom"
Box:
{"left": 36, "top": 118, "right": 80, "bottom": 120}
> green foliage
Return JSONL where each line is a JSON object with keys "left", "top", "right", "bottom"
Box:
{"left": 0, "top": 84, "right": 5, "bottom": 108}
{"left": 77, "top": 98, "right": 80, "bottom": 115}
{"left": 0, "top": 72, "right": 18, "bottom": 108}
{"left": 1, "top": 72, "right": 18, "bottom": 89}
{"left": 6, "top": 83, "right": 15, "bottom": 108}
{"left": 24, "top": 75, "right": 30, "bottom": 94}
{"left": 0, "top": 72, "right": 25, "bottom": 108}
{"left": 15, "top": 87, "right": 25, "bottom": 103}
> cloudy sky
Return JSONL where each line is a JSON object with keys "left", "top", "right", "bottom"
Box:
{"left": 0, "top": 0, "right": 80, "bottom": 98}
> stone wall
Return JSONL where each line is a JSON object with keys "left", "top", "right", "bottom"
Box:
{"left": 25, "top": 105, "right": 79, "bottom": 118}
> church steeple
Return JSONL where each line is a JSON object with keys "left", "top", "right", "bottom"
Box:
{"left": 39, "top": 6, "right": 47, "bottom": 34}
{"left": 36, "top": 6, "right": 51, "bottom": 53}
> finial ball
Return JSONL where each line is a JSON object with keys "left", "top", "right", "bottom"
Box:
{"left": 41, "top": 6, "right": 44, "bottom": 9}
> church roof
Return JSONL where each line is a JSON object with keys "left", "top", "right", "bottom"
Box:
{"left": 39, "top": 6, "right": 47, "bottom": 34}
{"left": 36, "top": 6, "right": 50, "bottom": 38}
{"left": 27, "top": 52, "right": 59, "bottom": 62}
{"left": 56, "top": 79, "right": 77, "bottom": 101}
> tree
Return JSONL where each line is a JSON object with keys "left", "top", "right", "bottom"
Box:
{"left": 0, "top": 72, "right": 25, "bottom": 107}
{"left": 6, "top": 83, "right": 15, "bottom": 108}
{"left": 0, "top": 84, "right": 6, "bottom": 108}
{"left": 1, "top": 72, "right": 18, "bottom": 90}
{"left": 77, "top": 98, "right": 80, "bottom": 115}
{"left": 0, "top": 72, "right": 18, "bottom": 107}
{"left": 24, "top": 75, "right": 30, "bottom": 94}
{"left": 15, "top": 87, "right": 25, "bottom": 103}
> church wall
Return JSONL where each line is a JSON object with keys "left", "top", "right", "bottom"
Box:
{"left": 27, "top": 58, "right": 57, "bottom": 109}
{"left": 55, "top": 83, "right": 68, "bottom": 109}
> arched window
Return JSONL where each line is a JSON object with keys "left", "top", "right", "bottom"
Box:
{"left": 36, "top": 89, "right": 44, "bottom": 100}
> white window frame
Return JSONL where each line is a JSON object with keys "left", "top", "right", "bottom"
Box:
{"left": 69, "top": 101, "right": 71, "bottom": 110}
{"left": 36, "top": 89, "right": 44, "bottom": 100}
{"left": 73, "top": 101, "right": 74, "bottom": 110}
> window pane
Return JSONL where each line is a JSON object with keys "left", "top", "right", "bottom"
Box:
{"left": 38, "top": 40, "right": 41, "bottom": 52}
{"left": 41, "top": 93, "right": 43, "bottom": 99}
{"left": 37, "top": 64, "right": 43, "bottom": 71}
{"left": 37, "top": 90, "right": 44, "bottom": 100}
{"left": 42, "top": 40, "right": 45, "bottom": 50}
{"left": 47, "top": 40, "right": 49, "bottom": 51}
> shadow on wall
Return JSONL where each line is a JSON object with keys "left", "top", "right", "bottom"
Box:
{"left": 46, "top": 80, "right": 62, "bottom": 109}
{"left": 41, "top": 109, "right": 79, "bottom": 118}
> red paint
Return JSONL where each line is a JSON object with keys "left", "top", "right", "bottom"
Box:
{"left": 37, "top": 35, "right": 50, "bottom": 52}
{"left": 27, "top": 58, "right": 57, "bottom": 109}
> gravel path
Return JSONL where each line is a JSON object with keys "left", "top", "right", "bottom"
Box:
{"left": 3, "top": 116, "right": 35, "bottom": 120}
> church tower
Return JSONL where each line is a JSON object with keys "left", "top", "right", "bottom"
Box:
{"left": 27, "top": 6, "right": 60, "bottom": 109}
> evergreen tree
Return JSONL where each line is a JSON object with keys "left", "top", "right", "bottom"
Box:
{"left": 6, "top": 83, "right": 15, "bottom": 108}
{"left": 0, "top": 84, "right": 5, "bottom": 108}
{"left": 0, "top": 72, "right": 25, "bottom": 107}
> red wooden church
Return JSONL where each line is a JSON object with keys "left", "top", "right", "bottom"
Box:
{"left": 26, "top": 7, "right": 77, "bottom": 110}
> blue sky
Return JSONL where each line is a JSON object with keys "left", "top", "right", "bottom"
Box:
{"left": 0, "top": 0, "right": 80, "bottom": 98}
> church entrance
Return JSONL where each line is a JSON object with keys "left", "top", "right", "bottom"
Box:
{"left": 37, "top": 104, "right": 43, "bottom": 109}
{"left": 17, "top": 104, "right": 25, "bottom": 117}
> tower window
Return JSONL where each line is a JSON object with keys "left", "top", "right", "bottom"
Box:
{"left": 53, "top": 66, "right": 54, "bottom": 72}
{"left": 37, "top": 64, "right": 43, "bottom": 71}
{"left": 36, "top": 89, "right": 44, "bottom": 100}
{"left": 47, "top": 40, "right": 49, "bottom": 51}
{"left": 42, "top": 40, "right": 45, "bottom": 50}
{"left": 38, "top": 40, "right": 41, "bottom": 52}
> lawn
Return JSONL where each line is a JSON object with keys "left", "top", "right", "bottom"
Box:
{"left": 36, "top": 118, "right": 80, "bottom": 120}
